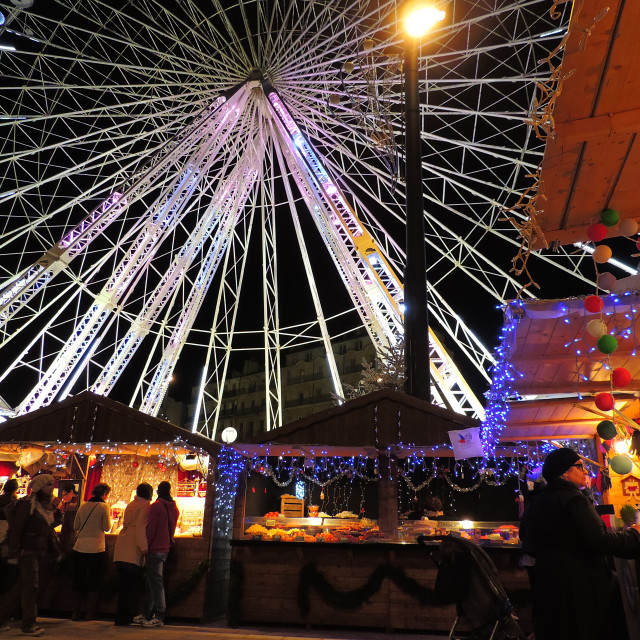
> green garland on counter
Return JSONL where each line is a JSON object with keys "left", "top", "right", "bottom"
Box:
{"left": 167, "top": 558, "right": 211, "bottom": 606}
{"left": 296, "top": 561, "right": 436, "bottom": 616}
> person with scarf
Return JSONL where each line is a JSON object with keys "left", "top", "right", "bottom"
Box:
{"left": 138, "top": 481, "right": 179, "bottom": 627}
{"left": 71, "top": 482, "right": 111, "bottom": 621}
{"left": 0, "top": 473, "right": 63, "bottom": 637}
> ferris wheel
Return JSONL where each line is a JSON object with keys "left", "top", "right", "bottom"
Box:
{"left": 0, "top": 0, "right": 594, "bottom": 438}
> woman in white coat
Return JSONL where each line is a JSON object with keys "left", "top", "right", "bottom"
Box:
{"left": 113, "top": 483, "right": 152, "bottom": 626}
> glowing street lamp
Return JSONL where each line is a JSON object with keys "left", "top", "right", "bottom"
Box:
{"left": 402, "top": 3, "right": 444, "bottom": 402}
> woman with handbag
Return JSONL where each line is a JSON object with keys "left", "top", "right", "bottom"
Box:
{"left": 71, "top": 482, "right": 111, "bottom": 621}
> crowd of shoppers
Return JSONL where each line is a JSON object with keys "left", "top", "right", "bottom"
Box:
{"left": 0, "top": 475, "right": 179, "bottom": 635}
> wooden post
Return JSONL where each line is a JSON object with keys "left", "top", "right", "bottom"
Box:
{"left": 377, "top": 453, "right": 399, "bottom": 537}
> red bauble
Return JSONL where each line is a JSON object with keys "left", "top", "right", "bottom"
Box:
{"left": 612, "top": 367, "right": 632, "bottom": 387}
{"left": 132, "top": 460, "right": 139, "bottom": 468}
{"left": 584, "top": 295, "right": 604, "bottom": 313}
{"left": 594, "top": 392, "right": 615, "bottom": 411}
{"left": 587, "top": 223, "right": 607, "bottom": 242}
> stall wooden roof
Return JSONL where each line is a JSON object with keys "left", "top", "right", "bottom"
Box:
{"left": 536, "top": 0, "right": 640, "bottom": 246}
{"left": 238, "top": 388, "right": 479, "bottom": 456}
{"left": 0, "top": 390, "right": 220, "bottom": 455}
{"left": 501, "top": 295, "right": 640, "bottom": 441}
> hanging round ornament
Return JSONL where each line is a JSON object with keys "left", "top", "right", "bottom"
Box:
{"left": 593, "top": 245, "right": 612, "bottom": 264}
{"left": 601, "top": 208, "right": 620, "bottom": 227}
{"left": 610, "top": 454, "right": 633, "bottom": 475}
{"left": 598, "top": 272, "right": 617, "bottom": 292}
{"left": 132, "top": 458, "right": 139, "bottom": 469}
{"left": 587, "top": 223, "right": 608, "bottom": 242}
{"left": 595, "top": 392, "right": 615, "bottom": 411}
{"left": 596, "top": 420, "right": 617, "bottom": 441}
{"left": 612, "top": 367, "right": 632, "bottom": 388}
{"left": 586, "top": 319, "right": 607, "bottom": 338}
{"left": 596, "top": 334, "right": 618, "bottom": 354}
{"left": 619, "top": 218, "right": 639, "bottom": 237}
{"left": 584, "top": 295, "right": 604, "bottom": 313}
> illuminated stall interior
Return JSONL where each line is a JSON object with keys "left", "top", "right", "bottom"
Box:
{"left": 0, "top": 391, "right": 220, "bottom": 621}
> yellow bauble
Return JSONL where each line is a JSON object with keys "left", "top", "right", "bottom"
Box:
{"left": 592, "top": 245, "right": 612, "bottom": 263}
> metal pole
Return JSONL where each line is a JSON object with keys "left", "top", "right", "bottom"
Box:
{"left": 403, "top": 36, "right": 430, "bottom": 402}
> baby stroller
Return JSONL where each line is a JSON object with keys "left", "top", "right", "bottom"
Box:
{"left": 417, "top": 534, "right": 527, "bottom": 640}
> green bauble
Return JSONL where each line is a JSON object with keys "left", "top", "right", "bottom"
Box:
{"left": 601, "top": 208, "right": 620, "bottom": 227}
{"left": 597, "top": 334, "right": 618, "bottom": 354}
{"left": 610, "top": 454, "right": 633, "bottom": 475}
{"left": 596, "top": 420, "right": 617, "bottom": 441}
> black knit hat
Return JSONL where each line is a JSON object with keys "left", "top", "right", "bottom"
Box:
{"left": 542, "top": 448, "right": 581, "bottom": 481}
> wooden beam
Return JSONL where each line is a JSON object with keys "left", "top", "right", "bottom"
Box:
{"left": 555, "top": 109, "right": 640, "bottom": 144}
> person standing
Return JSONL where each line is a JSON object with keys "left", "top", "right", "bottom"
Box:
{"left": 0, "top": 479, "right": 19, "bottom": 596}
{"left": 0, "top": 473, "right": 63, "bottom": 637}
{"left": 521, "top": 448, "right": 640, "bottom": 640}
{"left": 113, "top": 483, "right": 152, "bottom": 626}
{"left": 140, "top": 481, "right": 179, "bottom": 627}
{"left": 71, "top": 482, "right": 111, "bottom": 621}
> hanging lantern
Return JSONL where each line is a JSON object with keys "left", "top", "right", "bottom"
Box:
{"left": 619, "top": 218, "right": 638, "bottom": 237}
{"left": 596, "top": 334, "right": 618, "bottom": 354}
{"left": 612, "top": 367, "right": 632, "bottom": 388}
{"left": 587, "top": 223, "right": 607, "bottom": 242}
{"left": 586, "top": 319, "right": 607, "bottom": 338}
{"left": 598, "top": 272, "right": 617, "bottom": 292}
{"left": 343, "top": 61, "right": 354, "bottom": 73}
{"left": 595, "top": 392, "right": 615, "bottom": 411}
{"left": 596, "top": 420, "right": 617, "bottom": 441}
{"left": 584, "top": 295, "right": 604, "bottom": 313}
{"left": 610, "top": 454, "right": 633, "bottom": 475}
{"left": 601, "top": 208, "right": 620, "bottom": 227}
{"left": 329, "top": 94, "right": 340, "bottom": 105}
{"left": 592, "top": 245, "right": 612, "bottom": 264}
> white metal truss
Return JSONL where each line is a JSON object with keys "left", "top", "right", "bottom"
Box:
{"left": 0, "top": 0, "right": 598, "bottom": 435}
{"left": 263, "top": 82, "right": 484, "bottom": 417}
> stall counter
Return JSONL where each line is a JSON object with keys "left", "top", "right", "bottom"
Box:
{"left": 228, "top": 537, "right": 531, "bottom": 633}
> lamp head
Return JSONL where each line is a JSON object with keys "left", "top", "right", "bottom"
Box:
{"left": 403, "top": 3, "right": 445, "bottom": 38}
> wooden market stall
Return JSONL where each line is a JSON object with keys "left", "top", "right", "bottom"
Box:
{"left": 534, "top": 0, "right": 640, "bottom": 247}
{"left": 0, "top": 391, "right": 221, "bottom": 622}
{"left": 496, "top": 294, "right": 640, "bottom": 512}
{"left": 224, "top": 389, "right": 532, "bottom": 634}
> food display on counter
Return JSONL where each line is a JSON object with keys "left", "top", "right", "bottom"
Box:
{"left": 244, "top": 512, "right": 383, "bottom": 542}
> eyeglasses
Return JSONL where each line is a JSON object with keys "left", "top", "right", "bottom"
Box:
{"left": 571, "top": 463, "right": 585, "bottom": 470}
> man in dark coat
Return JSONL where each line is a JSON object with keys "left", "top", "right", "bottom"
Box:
{"left": 0, "top": 473, "right": 63, "bottom": 637}
{"left": 520, "top": 448, "right": 640, "bottom": 640}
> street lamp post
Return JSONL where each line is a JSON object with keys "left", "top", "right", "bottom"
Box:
{"left": 402, "top": 5, "right": 444, "bottom": 402}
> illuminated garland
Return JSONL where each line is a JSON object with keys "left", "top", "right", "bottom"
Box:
{"left": 214, "top": 446, "right": 245, "bottom": 539}
{"left": 248, "top": 454, "right": 378, "bottom": 489}
{"left": 481, "top": 308, "right": 520, "bottom": 460}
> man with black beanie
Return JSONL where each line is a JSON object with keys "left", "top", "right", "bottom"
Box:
{"left": 520, "top": 447, "right": 640, "bottom": 640}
